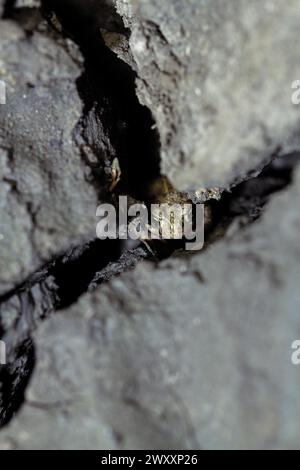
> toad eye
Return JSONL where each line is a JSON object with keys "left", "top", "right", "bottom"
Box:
{"left": 109, "top": 158, "right": 121, "bottom": 192}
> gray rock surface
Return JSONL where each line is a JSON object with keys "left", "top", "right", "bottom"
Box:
{"left": 116, "top": 0, "right": 300, "bottom": 191}
{"left": 0, "top": 0, "right": 300, "bottom": 452}
{"left": 1, "top": 162, "right": 300, "bottom": 450}
{"left": 0, "top": 20, "right": 99, "bottom": 295}
{"left": 15, "top": 0, "right": 41, "bottom": 7}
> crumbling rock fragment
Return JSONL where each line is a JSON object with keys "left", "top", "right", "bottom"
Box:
{"left": 115, "top": 0, "right": 300, "bottom": 191}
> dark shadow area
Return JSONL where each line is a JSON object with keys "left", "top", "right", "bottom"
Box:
{"left": 206, "top": 152, "right": 300, "bottom": 245}
{"left": 3, "top": 0, "right": 42, "bottom": 33}
{"left": 42, "top": 0, "right": 161, "bottom": 201}
{"left": 51, "top": 239, "right": 123, "bottom": 310}
{"left": 3, "top": 0, "right": 16, "bottom": 18}
{"left": 0, "top": 339, "right": 35, "bottom": 427}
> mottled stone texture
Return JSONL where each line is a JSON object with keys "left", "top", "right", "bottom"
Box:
{"left": 0, "top": 20, "right": 98, "bottom": 295}
{"left": 1, "top": 163, "right": 300, "bottom": 450}
{"left": 0, "top": 0, "right": 300, "bottom": 452}
{"left": 117, "top": 0, "right": 300, "bottom": 190}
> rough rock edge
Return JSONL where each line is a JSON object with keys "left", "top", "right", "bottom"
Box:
{"left": 0, "top": 14, "right": 101, "bottom": 296}
{"left": 115, "top": 0, "right": 300, "bottom": 193}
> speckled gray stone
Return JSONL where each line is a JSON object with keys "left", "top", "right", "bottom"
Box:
{"left": 1, "top": 0, "right": 300, "bottom": 451}
{"left": 116, "top": 0, "right": 300, "bottom": 191}
{"left": 2, "top": 163, "right": 300, "bottom": 450}
{"left": 0, "top": 20, "right": 99, "bottom": 295}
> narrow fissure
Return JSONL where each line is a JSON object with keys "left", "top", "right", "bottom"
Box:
{"left": 42, "top": 0, "right": 161, "bottom": 202}
{"left": 206, "top": 152, "right": 300, "bottom": 246}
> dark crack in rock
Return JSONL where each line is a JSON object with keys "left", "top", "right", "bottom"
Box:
{"left": 0, "top": 237, "right": 151, "bottom": 426}
{"left": 2, "top": 161, "right": 300, "bottom": 449}
{"left": 0, "top": 0, "right": 300, "bottom": 452}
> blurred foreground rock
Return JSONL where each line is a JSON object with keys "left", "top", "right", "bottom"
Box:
{"left": 1, "top": 162, "right": 300, "bottom": 450}
{"left": 116, "top": 0, "right": 300, "bottom": 190}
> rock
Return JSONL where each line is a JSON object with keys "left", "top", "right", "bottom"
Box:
{"left": 116, "top": 0, "right": 300, "bottom": 191}
{"left": 2, "top": 162, "right": 300, "bottom": 449}
{"left": 0, "top": 20, "right": 99, "bottom": 295}
{"left": 15, "top": 0, "right": 41, "bottom": 8}
{"left": 1, "top": 0, "right": 300, "bottom": 451}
